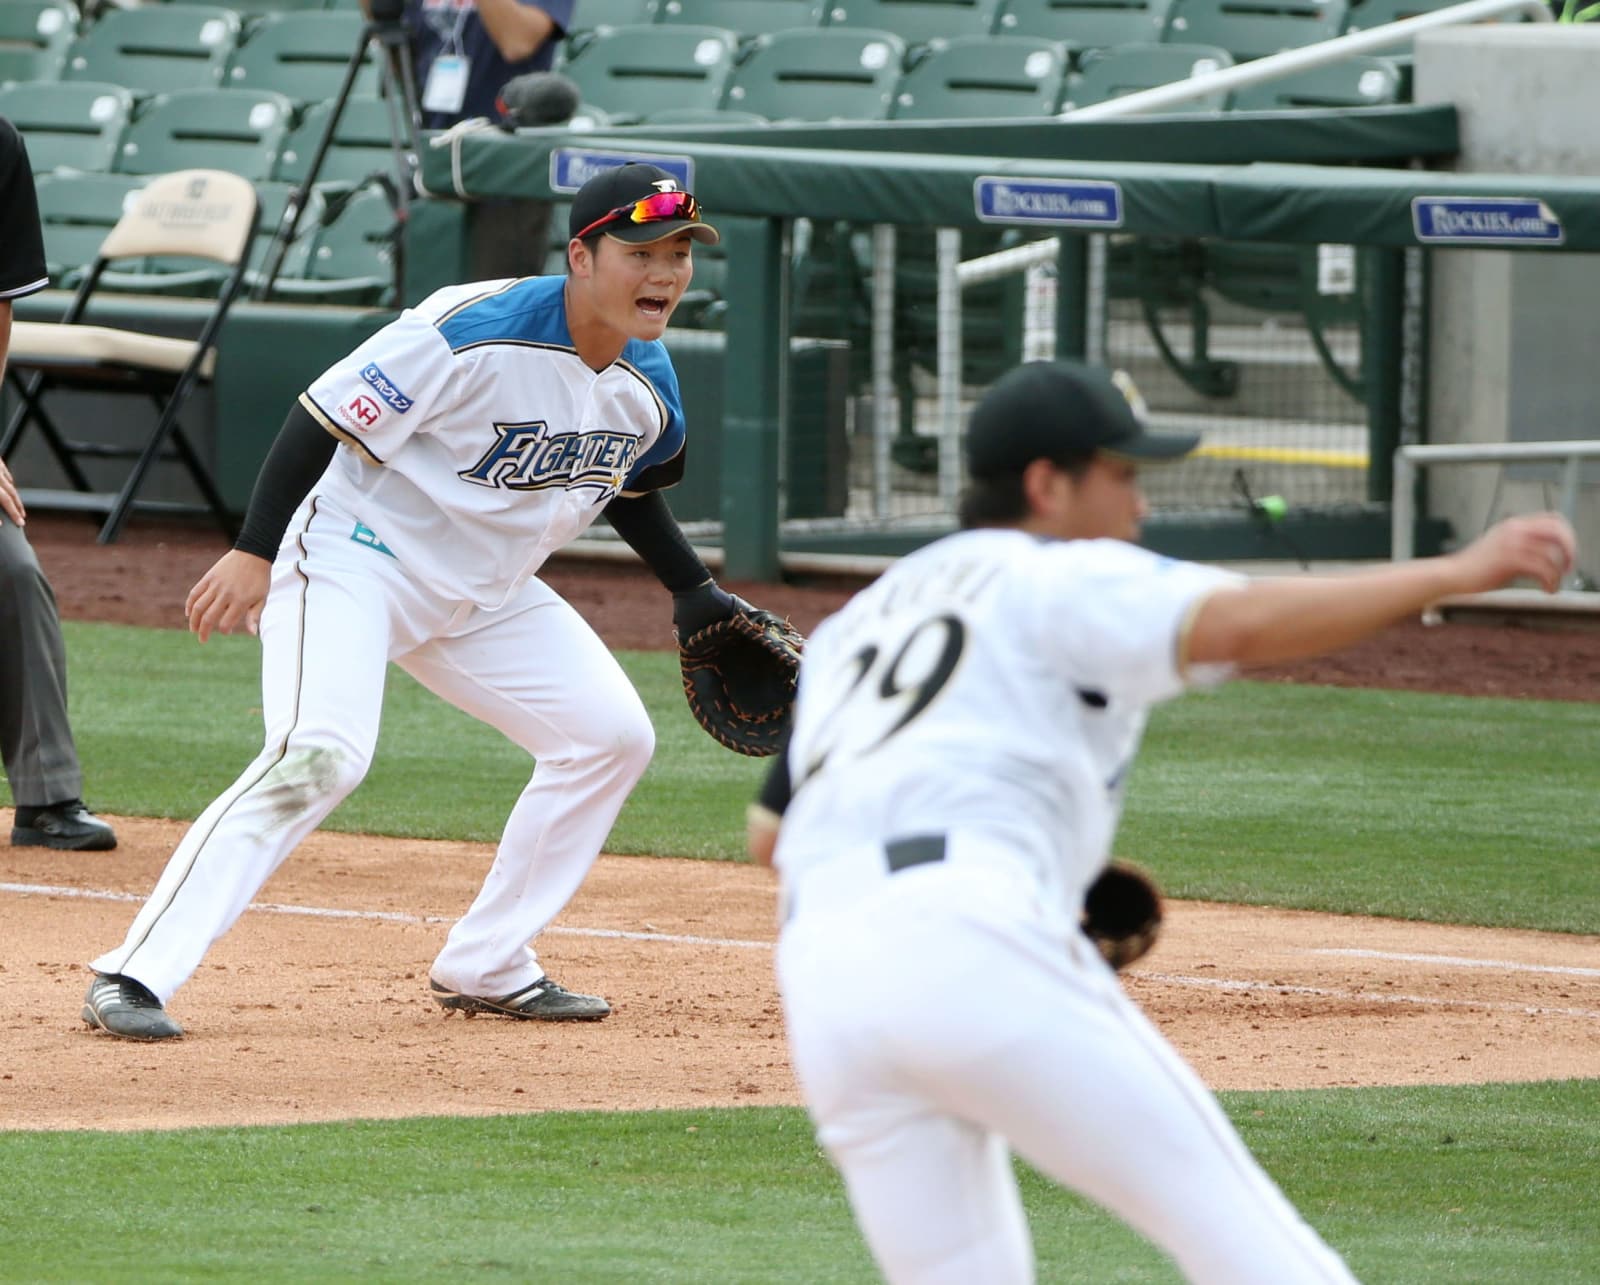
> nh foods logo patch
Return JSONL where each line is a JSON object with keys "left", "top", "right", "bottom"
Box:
{"left": 360, "top": 362, "right": 414, "bottom": 413}
{"left": 974, "top": 177, "right": 1123, "bottom": 227}
{"left": 1411, "top": 197, "right": 1564, "bottom": 246}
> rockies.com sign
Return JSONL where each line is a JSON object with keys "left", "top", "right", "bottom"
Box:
{"left": 1411, "top": 197, "right": 1565, "bottom": 246}
{"left": 974, "top": 177, "right": 1124, "bottom": 228}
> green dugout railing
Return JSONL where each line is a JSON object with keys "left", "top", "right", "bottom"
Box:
{"left": 420, "top": 120, "right": 1600, "bottom": 579}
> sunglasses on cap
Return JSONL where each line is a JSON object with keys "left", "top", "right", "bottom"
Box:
{"left": 573, "top": 190, "right": 703, "bottom": 240}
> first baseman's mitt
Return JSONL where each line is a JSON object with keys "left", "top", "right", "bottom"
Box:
{"left": 678, "top": 604, "right": 805, "bottom": 757}
{"left": 1081, "top": 861, "right": 1163, "bottom": 971}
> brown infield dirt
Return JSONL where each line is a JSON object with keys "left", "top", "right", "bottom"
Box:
{"left": 3, "top": 514, "right": 1598, "bottom": 1133}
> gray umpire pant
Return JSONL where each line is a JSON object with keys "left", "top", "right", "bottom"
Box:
{"left": 0, "top": 518, "right": 82, "bottom": 807}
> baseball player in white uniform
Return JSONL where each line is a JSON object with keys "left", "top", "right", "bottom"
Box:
{"left": 748, "top": 360, "right": 1577, "bottom": 1285}
{"left": 84, "top": 163, "right": 750, "bottom": 1041}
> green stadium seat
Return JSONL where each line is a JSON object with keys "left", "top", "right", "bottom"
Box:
{"left": 272, "top": 96, "right": 406, "bottom": 188}
{"left": 31, "top": 170, "right": 148, "bottom": 284}
{"left": 0, "top": 80, "right": 134, "bottom": 174}
{"left": 636, "top": 105, "right": 769, "bottom": 124}
{"left": 723, "top": 28, "right": 905, "bottom": 120}
{"left": 0, "top": 0, "right": 77, "bottom": 85}
{"left": 61, "top": 5, "right": 243, "bottom": 94}
{"left": 1342, "top": 0, "right": 1518, "bottom": 29}
{"left": 994, "top": 0, "right": 1173, "bottom": 56}
{"left": 655, "top": 0, "right": 822, "bottom": 37}
{"left": 561, "top": 0, "right": 659, "bottom": 55}
{"left": 561, "top": 24, "right": 739, "bottom": 122}
{"left": 822, "top": 0, "right": 1004, "bottom": 49}
{"left": 225, "top": 11, "right": 382, "bottom": 103}
{"left": 891, "top": 33, "right": 1068, "bottom": 118}
{"left": 1163, "top": 0, "right": 1348, "bottom": 61}
{"left": 114, "top": 87, "right": 293, "bottom": 180}
{"left": 570, "top": 0, "right": 661, "bottom": 27}
{"left": 225, "top": 0, "right": 333, "bottom": 16}
{"left": 1062, "top": 40, "right": 1232, "bottom": 111}
{"left": 262, "top": 181, "right": 396, "bottom": 304}
{"left": 1227, "top": 53, "right": 1400, "bottom": 108}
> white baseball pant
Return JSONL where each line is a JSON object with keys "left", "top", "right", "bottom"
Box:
{"left": 92, "top": 497, "right": 654, "bottom": 1003}
{"left": 777, "top": 855, "right": 1359, "bottom": 1285}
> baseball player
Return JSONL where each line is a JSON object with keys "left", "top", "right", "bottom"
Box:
{"left": 749, "top": 360, "right": 1577, "bottom": 1285}
{"left": 83, "top": 163, "right": 745, "bottom": 1041}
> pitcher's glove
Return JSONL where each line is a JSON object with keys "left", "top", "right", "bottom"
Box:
{"left": 676, "top": 590, "right": 805, "bottom": 757}
{"left": 1082, "top": 861, "right": 1163, "bottom": 971}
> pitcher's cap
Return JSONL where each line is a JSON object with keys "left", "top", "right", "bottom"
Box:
{"left": 964, "top": 361, "right": 1199, "bottom": 479}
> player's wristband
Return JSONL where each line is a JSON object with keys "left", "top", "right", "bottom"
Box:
{"left": 603, "top": 490, "right": 709, "bottom": 593}
{"left": 233, "top": 403, "right": 338, "bottom": 560}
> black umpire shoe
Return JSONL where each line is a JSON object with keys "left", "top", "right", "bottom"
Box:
{"left": 82, "top": 973, "right": 183, "bottom": 1041}
{"left": 11, "top": 800, "right": 117, "bottom": 851}
{"left": 429, "top": 976, "right": 611, "bottom": 1021}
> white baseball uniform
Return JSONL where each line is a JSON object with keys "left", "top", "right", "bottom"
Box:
{"left": 94, "top": 275, "right": 684, "bottom": 1004}
{"left": 771, "top": 528, "right": 1358, "bottom": 1284}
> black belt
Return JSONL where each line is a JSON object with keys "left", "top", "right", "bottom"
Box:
{"left": 885, "top": 834, "right": 947, "bottom": 873}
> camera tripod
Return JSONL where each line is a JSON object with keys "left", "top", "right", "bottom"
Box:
{"left": 255, "top": 0, "right": 423, "bottom": 300}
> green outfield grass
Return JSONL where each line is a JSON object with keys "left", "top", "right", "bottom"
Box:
{"left": 12, "top": 622, "right": 1598, "bottom": 931}
{"left": 2, "top": 1083, "right": 1597, "bottom": 1282}
{"left": 5, "top": 621, "right": 1595, "bottom": 1282}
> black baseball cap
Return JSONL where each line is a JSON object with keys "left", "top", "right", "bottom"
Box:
{"left": 964, "top": 360, "right": 1199, "bottom": 479}
{"left": 568, "top": 163, "right": 720, "bottom": 246}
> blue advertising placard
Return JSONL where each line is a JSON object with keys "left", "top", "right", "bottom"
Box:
{"left": 974, "top": 177, "right": 1123, "bottom": 228}
{"left": 550, "top": 148, "right": 695, "bottom": 195}
{"left": 1411, "top": 197, "right": 1564, "bottom": 246}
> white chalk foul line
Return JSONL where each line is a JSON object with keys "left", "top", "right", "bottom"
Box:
{"left": 1133, "top": 971, "right": 1600, "bottom": 1021}
{"left": 8, "top": 882, "right": 1595, "bottom": 1016}
{"left": 1307, "top": 947, "right": 1600, "bottom": 979}
{"left": 0, "top": 881, "right": 774, "bottom": 951}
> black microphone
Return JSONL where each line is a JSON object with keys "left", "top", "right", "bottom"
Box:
{"left": 495, "top": 72, "right": 581, "bottom": 129}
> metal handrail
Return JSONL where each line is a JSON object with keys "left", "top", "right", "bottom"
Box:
{"left": 1061, "top": 0, "right": 1552, "bottom": 122}
{"left": 1391, "top": 441, "right": 1600, "bottom": 586}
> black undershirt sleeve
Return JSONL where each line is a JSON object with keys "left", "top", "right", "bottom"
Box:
{"left": 233, "top": 403, "right": 338, "bottom": 560}
{"left": 756, "top": 736, "right": 794, "bottom": 818}
{"left": 602, "top": 489, "right": 711, "bottom": 594}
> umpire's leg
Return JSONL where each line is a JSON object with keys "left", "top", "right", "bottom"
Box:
{"left": 0, "top": 518, "right": 83, "bottom": 807}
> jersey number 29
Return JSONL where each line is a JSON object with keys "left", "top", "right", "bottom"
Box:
{"left": 800, "top": 612, "right": 967, "bottom": 784}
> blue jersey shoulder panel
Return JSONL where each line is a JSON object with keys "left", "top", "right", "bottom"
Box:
{"left": 436, "top": 276, "right": 572, "bottom": 352}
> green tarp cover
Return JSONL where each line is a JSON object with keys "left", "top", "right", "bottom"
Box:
{"left": 419, "top": 120, "right": 1600, "bottom": 249}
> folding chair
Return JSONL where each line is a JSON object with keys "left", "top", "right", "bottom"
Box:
{"left": 0, "top": 169, "right": 260, "bottom": 543}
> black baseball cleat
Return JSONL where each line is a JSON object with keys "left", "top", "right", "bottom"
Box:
{"left": 11, "top": 800, "right": 117, "bottom": 851}
{"left": 429, "top": 976, "right": 611, "bottom": 1021}
{"left": 82, "top": 973, "right": 183, "bottom": 1041}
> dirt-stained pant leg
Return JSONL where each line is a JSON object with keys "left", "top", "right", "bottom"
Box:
{"left": 779, "top": 863, "right": 1359, "bottom": 1285}
{"left": 90, "top": 504, "right": 430, "bottom": 1003}
{"left": 0, "top": 517, "right": 82, "bottom": 806}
